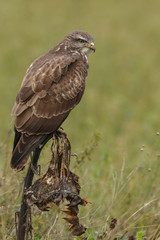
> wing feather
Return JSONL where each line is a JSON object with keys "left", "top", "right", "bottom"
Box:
{"left": 15, "top": 108, "right": 32, "bottom": 129}
{"left": 12, "top": 52, "right": 88, "bottom": 135}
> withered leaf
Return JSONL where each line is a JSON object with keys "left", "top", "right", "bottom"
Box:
{"left": 24, "top": 130, "right": 88, "bottom": 237}
{"left": 63, "top": 216, "right": 79, "bottom": 225}
{"left": 69, "top": 223, "right": 87, "bottom": 236}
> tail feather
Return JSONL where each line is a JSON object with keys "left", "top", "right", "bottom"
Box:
{"left": 13, "top": 128, "right": 21, "bottom": 151}
{"left": 11, "top": 133, "right": 45, "bottom": 172}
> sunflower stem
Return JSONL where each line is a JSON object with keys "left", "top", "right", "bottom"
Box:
{"left": 16, "top": 148, "right": 41, "bottom": 240}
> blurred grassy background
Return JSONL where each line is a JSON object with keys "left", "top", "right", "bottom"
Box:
{"left": 1, "top": 0, "right": 160, "bottom": 239}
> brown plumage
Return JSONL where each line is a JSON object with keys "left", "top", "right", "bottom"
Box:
{"left": 11, "top": 30, "right": 95, "bottom": 172}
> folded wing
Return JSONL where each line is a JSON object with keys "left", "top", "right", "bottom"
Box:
{"left": 11, "top": 52, "right": 88, "bottom": 171}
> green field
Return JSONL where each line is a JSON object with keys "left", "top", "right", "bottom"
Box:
{"left": 1, "top": 0, "right": 160, "bottom": 239}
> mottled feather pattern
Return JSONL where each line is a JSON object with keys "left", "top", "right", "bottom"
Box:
{"left": 11, "top": 30, "right": 94, "bottom": 171}
{"left": 13, "top": 52, "right": 88, "bottom": 134}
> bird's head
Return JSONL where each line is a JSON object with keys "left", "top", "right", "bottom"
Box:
{"left": 63, "top": 30, "right": 95, "bottom": 56}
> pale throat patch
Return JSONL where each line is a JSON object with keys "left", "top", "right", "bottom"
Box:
{"left": 81, "top": 47, "right": 92, "bottom": 56}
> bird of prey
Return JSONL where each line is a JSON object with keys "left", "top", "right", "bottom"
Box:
{"left": 11, "top": 30, "right": 95, "bottom": 172}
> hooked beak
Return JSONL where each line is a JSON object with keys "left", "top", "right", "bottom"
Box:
{"left": 89, "top": 42, "right": 96, "bottom": 52}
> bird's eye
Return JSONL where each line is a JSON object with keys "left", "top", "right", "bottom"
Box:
{"left": 76, "top": 38, "right": 87, "bottom": 43}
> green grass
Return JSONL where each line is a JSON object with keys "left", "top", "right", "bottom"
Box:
{"left": 1, "top": 0, "right": 160, "bottom": 239}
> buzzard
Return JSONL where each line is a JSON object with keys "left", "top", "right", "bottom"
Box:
{"left": 11, "top": 30, "right": 95, "bottom": 172}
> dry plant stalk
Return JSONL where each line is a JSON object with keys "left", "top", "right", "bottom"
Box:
{"left": 16, "top": 147, "right": 42, "bottom": 240}
{"left": 21, "top": 129, "right": 89, "bottom": 238}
